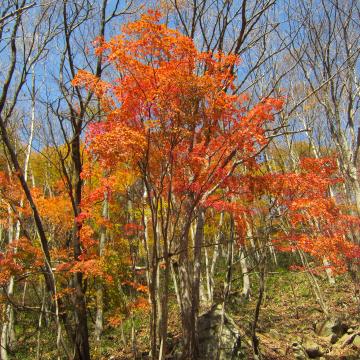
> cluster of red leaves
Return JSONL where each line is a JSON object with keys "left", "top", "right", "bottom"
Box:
{"left": 0, "top": 238, "right": 44, "bottom": 286}
{"left": 122, "top": 280, "right": 149, "bottom": 294}
{"left": 202, "top": 157, "right": 360, "bottom": 271}
{"left": 107, "top": 314, "right": 124, "bottom": 328}
{"left": 266, "top": 158, "right": 360, "bottom": 271}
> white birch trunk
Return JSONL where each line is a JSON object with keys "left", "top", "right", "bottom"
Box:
{"left": 95, "top": 192, "right": 108, "bottom": 340}
{"left": 0, "top": 206, "right": 13, "bottom": 360}
{"left": 240, "top": 246, "right": 251, "bottom": 298}
{"left": 208, "top": 212, "right": 223, "bottom": 304}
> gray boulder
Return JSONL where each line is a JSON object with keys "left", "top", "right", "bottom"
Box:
{"left": 315, "top": 318, "right": 348, "bottom": 343}
{"left": 197, "top": 304, "right": 247, "bottom": 359}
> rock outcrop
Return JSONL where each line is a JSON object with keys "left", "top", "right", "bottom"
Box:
{"left": 197, "top": 305, "right": 247, "bottom": 360}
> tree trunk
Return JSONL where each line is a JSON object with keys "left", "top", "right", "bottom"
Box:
{"left": 71, "top": 132, "right": 90, "bottom": 360}
{"left": 216, "top": 215, "right": 234, "bottom": 360}
{"left": 178, "top": 219, "right": 194, "bottom": 359}
{"left": 208, "top": 212, "right": 223, "bottom": 304}
{"left": 178, "top": 208, "right": 205, "bottom": 359}
{"left": 240, "top": 246, "right": 251, "bottom": 299}
{"left": 252, "top": 260, "right": 265, "bottom": 359}
{"left": 95, "top": 192, "right": 108, "bottom": 341}
{"left": 1, "top": 69, "right": 36, "bottom": 358}
{"left": 1, "top": 207, "right": 13, "bottom": 360}
{"left": 191, "top": 207, "right": 205, "bottom": 346}
{"left": 0, "top": 205, "right": 14, "bottom": 360}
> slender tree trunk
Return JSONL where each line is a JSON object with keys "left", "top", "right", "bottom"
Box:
{"left": 209, "top": 212, "right": 223, "bottom": 304}
{"left": 216, "top": 215, "right": 234, "bottom": 360}
{"left": 252, "top": 260, "right": 265, "bottom": 359}
{"left": 178, "top": 208, "right": 205, "bottom": 359}
{"left": 159, "top": 256, "right": 170, "bottom": 360}
{"left": 178, "top": 217, "right": 193, "bottom": 359}
{"left": 149, "top": 247, "right": 159, "bottom": 359}
{"left": 1, "top": 69, "right": 36, "bottom": 358}
{"left": 141, "top": 187, "right": 159, "bottom": 359}
{"left": 298, "top": 250, "right": 329, "bottom": 317}
{"left": 143, "top": 182, "right": 160, "bottom": 360}
{"left": 159, "top": 207, "right": 171, "bottom": 360}
{"left": 1, "top": 206, "right": 14, "bottom": 360}
{"left": 191, "top": 208, "right": 205, "bottom": 352}
{"left": 71, "top": 132, "right": 90, "bottom": 360}
{"left": 141, "top": 188, "right": 152, "bottom": 305}
{"left": 244, "top": 215, "right": 259, "bottom": 261}
{"left": 156, "top": 221, "right": 162, "bottom": 351}
{"left": 204, "top": 248, "right": 211, "bottom": 303}
{"left": 95, "top": 192, "right": 108, "bottom": 340}
{"left": 1, "top": 315, "right": 9, "bottom": 360}
{"left": 171, "top": 262, "right": 182, "bottom": 311}
{"left": 36, "top": 283, "right": 47, "bottom": 360}
{"left": 240, "top": 246, "right": 251, "bottom": 299}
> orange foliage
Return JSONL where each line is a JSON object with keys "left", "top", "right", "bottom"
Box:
{"left": 0, "top": 237, "right": 44, "bottom": 286}
{"left": 262, "top": 157, "right": 359, "bottom": 271}
{"left": 73, "top": 10, "right": 282, "bottom": 212}
{"left": 72, "top": 11, "right": 359, "bottom": 288}
{"left": 34, "top": 190, "right": 73, "bottom": 232}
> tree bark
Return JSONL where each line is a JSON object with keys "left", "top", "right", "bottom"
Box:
{"left": 71, "top": 131, "right": 91, "bottom": 360}
{"left": 95, "top": 191, "right": 108, "bottom": 341}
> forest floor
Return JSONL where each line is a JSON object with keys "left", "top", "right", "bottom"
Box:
{"left": 106, "top": 270, "right": 360, "bottom": 360}
{"left": 11, "top": 269, "right": 359, "bottom": 359}
{"left": 228, "top": 271, "right": 360, "bottom": 359}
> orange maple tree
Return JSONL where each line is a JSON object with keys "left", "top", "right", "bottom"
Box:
{"left": 73, "top": 10, "right": 283, "bottom": 357}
